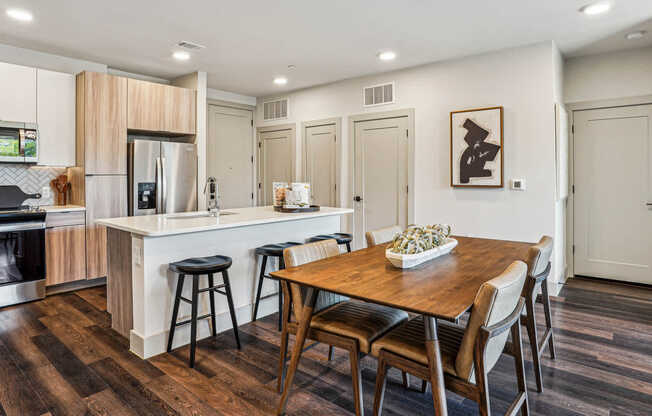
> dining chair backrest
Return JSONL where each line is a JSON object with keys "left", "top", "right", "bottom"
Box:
{"left": 365, "top": 225, "right": 403, "bottom": 247}
{"left": 283, "top": 239, "right": 348, "bottom": 318}
{"left": 455, "top": 260, "right": 527, "bottom": 382}
{"left": 525, "top": 236, "right": 553, "bottom": 277}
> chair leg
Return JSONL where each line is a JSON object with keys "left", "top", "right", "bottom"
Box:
{"left": 349, "top": 350, "right": 364, "bottom": 416}
{"left": 278, "top": 257, "right": 287, "bottom": 331}
{"left": 473, "top": 337, "right": 491, "bottom": 416}
{"left": 420, "top": 379, "right": 428, "bottom": 394}
{"left": 328, "top": 346, "right": 334, "bottom": 361}
{"left": 222, "top": 270, "right": 241, "bottom": 349}
{"left": 402, "top": 371, "right": 410, "bottom": 389}
{"left": 512, "top": 321, "right": 530, "bottom": 416}
{"left": 167, "top": 274, "right": 185, "bottom": 352}
{"left": 541, "top": 280, "right": 556, "bottom": 359}
{"left": 252, "top": 255, "right": 267, "bottom": 322}
{"left": 373, "top": 356, "right": 388, "bottom": 416}
{"left": 345, "top": 242, "right": 352, "bottom": 253}
{"left": 277, "top": 281, "right": 291, "bottom": 393}
{"left": 525, "top": 294, "right": 543, "bottom": 393}
{"left": 207, "top": 274, "right": 217, "bottom": 337}
{"left": 189, "top": 275, "right": 199, "bottom": 368}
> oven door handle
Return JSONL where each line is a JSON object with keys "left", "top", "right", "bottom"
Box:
{"left": 0, "top": 221, "right": 46, "bottom": 232}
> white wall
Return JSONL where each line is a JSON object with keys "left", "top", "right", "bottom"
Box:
{"left": 565, "top": 47, "right": 652, "bottom": 103}
{"left": 257, "top": 42, "right": 558, "bottom": 254}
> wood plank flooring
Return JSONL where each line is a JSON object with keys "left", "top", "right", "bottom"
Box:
{"left": 0, "top": 277, "right": 650, "bottom": 415}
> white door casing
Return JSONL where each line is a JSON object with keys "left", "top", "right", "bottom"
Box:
{"left": 304, "top": 122, "right": 337, "bottom": 207}
{"left": 573, "top": 104, "right": 652, "bottom": 284}
{"left": 257, "top": 125, "right": 295, "bottom": 206}
{"left": 353, "top": 116, "right": 409, "bottom": 249}
{"left": 207, "top": 105, "right": 254, "bottom": 209}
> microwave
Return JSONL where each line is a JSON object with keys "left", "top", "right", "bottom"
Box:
{"left": 0, "top": 121, "right": 38, "bottom": 163}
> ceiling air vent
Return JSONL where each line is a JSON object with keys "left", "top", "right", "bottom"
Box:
{"left": 177, "top": 41, "right": 206, "bottom": 50}
{"left": 263, "top": 98, "right": 289, "bottom": 121}
{"left": 363, "top": 82, "right": 395, "bottom": 107}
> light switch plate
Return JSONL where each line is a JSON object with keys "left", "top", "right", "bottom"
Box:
{"left": 41, "top": 186, "right": 52, "bottom": 198}
{"left": 511, "top": 179, "right": 526, "bottom": 191}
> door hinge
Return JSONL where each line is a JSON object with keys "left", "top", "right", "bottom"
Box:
{"left": 572, "top": 185, "right": 575, "bottom": 194}
{"left": 258, "top": 142, "right": 261, "bottom": 148}
{"left": 406, "top": 129, "right": 409, "bottom": 138}
{"left": 251, "top": 155, "right": 254, "bottom": 163}
{"left": 406, "top": 185, "right": 409, "bottom": 193}
{"left": 251, "top": 192, "right": 254, "bottom": 199}
{"left": 334, "top": 183, "right": 337, "bottom": 191}
{"left": 571, "top": 125, "right": 574, "bottom": 134}
{"left": 572, "top": 245, "right": 575, "bottom": 254}
{"left": 251, "top": 119, "right": 253, "bottom": 127}
{"left": 258, "top": 183, "right": 261, "bottom": 189}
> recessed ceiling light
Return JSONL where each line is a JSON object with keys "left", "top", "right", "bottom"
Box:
{"left": 6, "top": 8, "right": 33, "bottom": 22}
{"left": 579, "top": 1, "right": 611, "bottom": 15}
{"left": 172, "top": 51, "right": 190, "bottom": 61}
{"left": 287, "top": 65, "right": 296, "bottom": 70}
{"left": 626, "top": 30, "right": 647, "bottom": 40}
{"left": 378, "top": 51, "right": 397, "bottom": 61}
{"left": 273, "top": 77, "right": 288, "bottom": 85}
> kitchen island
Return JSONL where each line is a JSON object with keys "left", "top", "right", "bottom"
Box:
{"left": 97, "top": 206, "right": 353, "bottom": 359}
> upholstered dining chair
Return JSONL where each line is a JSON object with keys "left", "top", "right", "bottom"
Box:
{"left": 370, "top": 261, "right": 529, "bottom": 416}
{"left": 521, "top": 236, "right": 555, "bottom": 392}
{"left": 365, "top": 225, "right": 402, "bottom": 248}
{"left": 278, "top": 239, "right": 409, "bottom": 416}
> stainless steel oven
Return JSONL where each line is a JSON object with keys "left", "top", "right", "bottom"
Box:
{"left": 0, "top": 121, "right": 39, "bottom": 163}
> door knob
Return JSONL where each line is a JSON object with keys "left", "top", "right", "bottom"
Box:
{"left": 354, "top": 196, "right": 363, "bottom": 202}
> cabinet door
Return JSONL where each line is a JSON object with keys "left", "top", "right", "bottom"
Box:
{"left": 0, "top": 62, "right": 36, "bottom": 123}
{"left": 79, "top": 72, "right": 127, "bottom": 174}
{"left": 164, "top": 85, "right": 196, "bottom": 134}
{"left": 37, "top": 69, "right": 76, "bottom": 166}
{"left": 85, "top": 175, "right": 127, "bottom": 279}
{"left": 127, "top": 79, "right": 164, "bottom": 131}
{"left": 45, "top": 225, "right": 86, "bottom": 286}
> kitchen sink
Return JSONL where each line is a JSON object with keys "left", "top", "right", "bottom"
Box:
{"left": 164, "top": 211, "right": 238, "bottom": 219}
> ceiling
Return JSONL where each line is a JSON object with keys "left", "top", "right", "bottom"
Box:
{"left": 1, "top": 0, "right": 651, "bottom": 97}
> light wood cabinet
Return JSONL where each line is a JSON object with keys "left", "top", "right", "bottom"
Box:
{"left": 45, "top": 225, "right": 86, "bottom": 286}
{"left": 164, "top": 85, "right": 196, "bottom": 134}
{"left": 85, "top": 175, "right": 128, "bottom": 279}
{"left": 37, "top": 69, "right": 76, "bottom": 167}
{"left": 0, "top": 62, "right": 36, "bottom": 123}
{"left": 126, "top": 79, "right": 195, "bottom": 134}
{"left": 76, "top": 72, "right": 127, "bottom": 174}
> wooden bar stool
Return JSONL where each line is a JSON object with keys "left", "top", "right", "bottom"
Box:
{"left": 167, "top": 254, "right": 241, "bottom": 368}
{"left": 252, "top": 242, "right": 301, "bottom": 330}
{"left": 306, "top": 233, "right": 353, "bottom": 252}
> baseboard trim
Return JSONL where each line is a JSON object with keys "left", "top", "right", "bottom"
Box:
{"left": 46, "top": 277, "right": 107, "bottom": 296}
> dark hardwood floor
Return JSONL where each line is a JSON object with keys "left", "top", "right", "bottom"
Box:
{"left": 0, "top": 277, "right": 650, "bottom": 415}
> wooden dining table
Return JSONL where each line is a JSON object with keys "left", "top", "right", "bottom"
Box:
{"left": 271, "top": 236, "right": 533, "bottom": 415}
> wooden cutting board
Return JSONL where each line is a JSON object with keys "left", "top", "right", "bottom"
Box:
{"left": 0, "top": 185, "right": 41, "bottom": 209}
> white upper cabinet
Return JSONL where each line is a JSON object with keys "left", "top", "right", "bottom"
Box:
{"left": 0, "top": 62, "right": 36, "bottom": 123}
{"left": 37, "top": 69, "right": 76, "bottom": 166}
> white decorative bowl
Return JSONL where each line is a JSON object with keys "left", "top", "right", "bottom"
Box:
{"left": 385, "top": 238, "right": 458, "bottom": 269}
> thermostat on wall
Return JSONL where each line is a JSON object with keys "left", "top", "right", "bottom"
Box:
{"left": 511, "top": 179, "right": 526, "bottom": 190}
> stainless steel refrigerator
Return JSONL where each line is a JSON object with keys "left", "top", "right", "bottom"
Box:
{"left": 128, "top": 140, "right": 198, "bottom": 216}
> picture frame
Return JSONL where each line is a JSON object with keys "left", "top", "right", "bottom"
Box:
{"left": 450, "top": 106, "right": 504, "bottom": 188}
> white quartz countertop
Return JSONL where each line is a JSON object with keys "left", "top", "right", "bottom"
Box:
{"left": 96, "top": 206, "right": 353, "bottom": 237}
{"left": 42, "top": 205, "right": 86, "bottom": 212}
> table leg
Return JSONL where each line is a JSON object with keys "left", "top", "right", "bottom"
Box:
{"left": 424, "top": 316, "right": 448, "bottom": 416}
{"left": 277, "top": 286, "right": 319, "bottom": 415}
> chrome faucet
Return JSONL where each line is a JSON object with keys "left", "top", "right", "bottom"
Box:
{"left": 204, "top": 177, "right": 219, "bottom": 216}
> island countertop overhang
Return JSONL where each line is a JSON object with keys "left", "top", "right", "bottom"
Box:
{"left": 96, "top": 206, "right": 353, "bottom": 237}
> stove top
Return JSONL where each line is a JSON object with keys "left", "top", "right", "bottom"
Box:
{"left": 0, "top": 205, "right": 46, "bottom": 223}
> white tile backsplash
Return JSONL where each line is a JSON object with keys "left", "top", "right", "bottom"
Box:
{"left": 0, "top": 164, "right": 67, "bottom": 206}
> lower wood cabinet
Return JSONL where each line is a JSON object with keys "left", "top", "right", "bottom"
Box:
{"left": 45, "top": 225, "right": 86, "bottom": 286}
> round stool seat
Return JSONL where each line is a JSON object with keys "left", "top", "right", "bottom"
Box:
{"left": 169, "top": 255, "right": 232, "bottom": 275}
{"left": 254, "top": 242, "right": 301, "bottom": 257}
{"left": 307, "top": 233, "right": 353, "bottom": 245}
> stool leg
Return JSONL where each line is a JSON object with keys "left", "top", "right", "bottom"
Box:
{"left": 222, "top": 270, "right": 241, "bottom": 349}
{"left": 167, "top": 274, "right": 185, "bottom": 352}
{"left": 541, "top": 280, "right": 556, "bottom": 359}
{"left": 189, "top": 275, "right": 200, "bottom": 368}
{"left": 345, "top": 242, "right": 351, "bottom": 253}
{"left": 278, "top": 257, "right": 286, "bottom": 331}
{"left": 252, "top": 255, "right": 267, "bottom": 322}
{"left": 208, "top": 274, "right": 217, "bottom": 337}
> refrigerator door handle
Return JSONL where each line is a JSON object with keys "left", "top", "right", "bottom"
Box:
{"left": 155, "top": 157, "right": 163, "bottom": 214}
{"left": 161, "top": 157, "right": 167, "bottom": 214}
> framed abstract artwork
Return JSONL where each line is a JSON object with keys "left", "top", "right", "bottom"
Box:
{"left": 450, "top": 106, "right": 504, "bottom": 188}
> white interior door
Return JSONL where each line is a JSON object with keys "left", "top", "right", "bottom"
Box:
{"left": 305, "top": 123, "right": 336, "bottom": 207}
{"left": 207, "top": 105, "right": 254, "bottom": 209}
{"left": 574, "top": 105, "right": 652, "bottom": 284}
{"left": 258, "top": 128, "right": 293, "bottom": 205}
{"left": 354, "top": 116, "right": 408, "bottom": 248}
